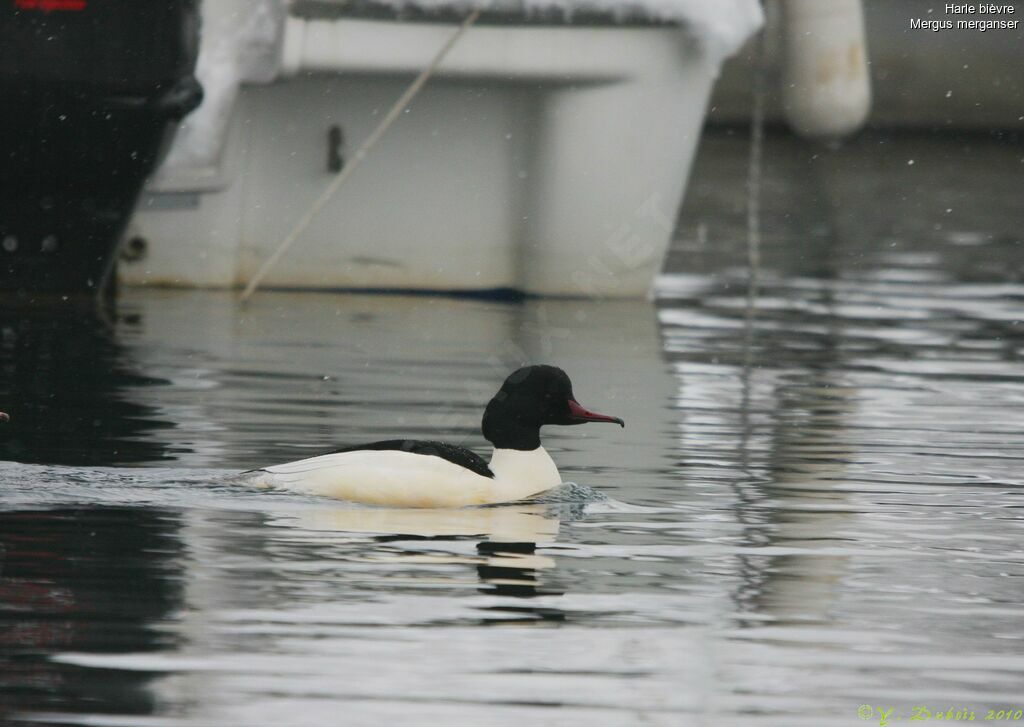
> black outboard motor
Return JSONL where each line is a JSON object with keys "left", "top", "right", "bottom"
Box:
{"left": 0, "top": 0, "right": 202, "bottom": 297}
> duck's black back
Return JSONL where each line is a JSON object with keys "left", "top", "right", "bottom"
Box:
{"left": 327, "top": 439, "right": 494, "bottom": 479}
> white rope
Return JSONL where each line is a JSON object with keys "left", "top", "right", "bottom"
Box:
{"left": 746, "top": 10, "right": 768, "bottom": 285}
{"left": 240, "top": 8, "right": 483, "bottom": 302}
{"left": 742, "top": 2, "right": 772, "bottom": 378}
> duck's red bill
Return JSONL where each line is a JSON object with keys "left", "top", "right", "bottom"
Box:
{"left": 568, "top": 399, "right": 624, "bottom": 427}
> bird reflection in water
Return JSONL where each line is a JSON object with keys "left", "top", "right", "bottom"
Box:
{"left": 291, "top": 502, "right": 568, "bottom": 620}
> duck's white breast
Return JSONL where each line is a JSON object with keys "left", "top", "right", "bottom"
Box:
{"left": 251, "top": 450, "right": 494, "bottom": 507}
{"left": 248, "top": 447, "right": 562, "bottom": 508}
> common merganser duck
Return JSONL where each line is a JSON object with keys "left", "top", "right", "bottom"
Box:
{"left": 248, "top": 365, "right": 623, "bottom": 508}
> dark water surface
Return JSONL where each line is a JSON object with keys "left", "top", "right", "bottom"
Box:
{"left": 1, "top": 130, "right": 1023, "bottom": 726}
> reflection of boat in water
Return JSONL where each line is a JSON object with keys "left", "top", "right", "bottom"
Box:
{"left": 122, "top": 291, "right": 680, "bottom": 488}
{"left": 659, "top": 271, "right": 861, "bottom": 623}
{"left": 0, "top": 302, "right": 174, "bottom": 465}
{"left": 0, "top": 1, "right": 201, "bottom": 296}
{"left": 0, "top": 507, "right": 184, "bottom": 720}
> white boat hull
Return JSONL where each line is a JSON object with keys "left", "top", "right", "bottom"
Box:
{"left": 124, "top": 11, "right": 755, "bottom": 297}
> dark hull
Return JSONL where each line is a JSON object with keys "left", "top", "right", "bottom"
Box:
{"left": 0, "top": 0, "right": 201, "bottom": 297}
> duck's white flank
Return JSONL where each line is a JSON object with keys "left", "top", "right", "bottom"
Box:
{"left": 251, "top": 446, "right": 562, "bottom": 508}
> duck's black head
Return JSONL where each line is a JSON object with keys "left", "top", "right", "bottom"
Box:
{"left": 481, "top": 365, "right": 624, "bottom": 450}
